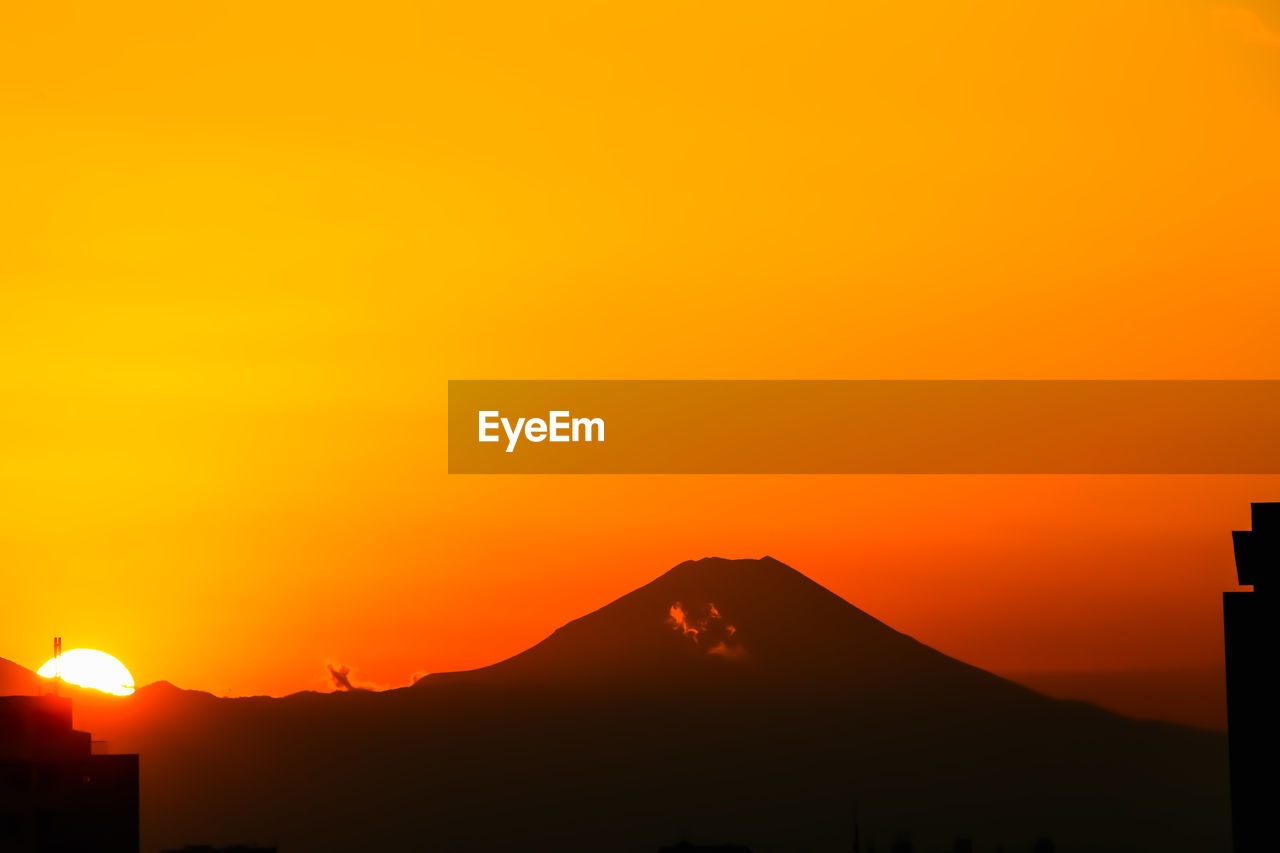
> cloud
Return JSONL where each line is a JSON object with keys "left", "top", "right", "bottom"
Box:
{"left": 707, "top": 641, "right": 746, "bottom": 660}
{"left": 667, "top": 601, "right": 744, "bottom": 659}
{"left": 668, "top": 603, "right": 701, "bottom": 638}
{"left": 326, "top": 662, "right": 372, "bottom": 692}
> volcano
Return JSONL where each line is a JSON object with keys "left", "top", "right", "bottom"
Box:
{"left": 3, "top": 558, "right": 1229, "bottom": 852}
{"left": 421, "top": 556, "right": 1039, "bottom": 694}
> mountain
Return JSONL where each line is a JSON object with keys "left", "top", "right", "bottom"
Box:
{"left": 5, "top": 558, "right": 1230, "bottom": 852}
{"left": 420, "top": 556, "right": 1038, "bottom": 696}
{"left": 0, "top": 656, "right": 41, "bottom": 696}
{"left": 0, "top": 657, "right": 111, "bottom": 705}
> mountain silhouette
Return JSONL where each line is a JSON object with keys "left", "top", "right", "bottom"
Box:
{"left": 421, "top": 556, "right": 1039, "bottom": 697}
{"left": 0, "top": 655, "right": 41, "bottom": 696}
{"left": 2, "top": 558, "right": 1229, "bottom": 852}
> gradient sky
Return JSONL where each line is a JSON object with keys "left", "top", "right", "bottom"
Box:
{"left": 2, "top": 2, "right": 1279, "bottom": 715}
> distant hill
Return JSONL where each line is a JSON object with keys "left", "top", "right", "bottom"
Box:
{"left": 7, "top": 558, "right": 1231, "bottom": 852}
{"left": 0, "top": 656, "right": 40, "bottom": 696}
{"left": 0, "top": 656, "right": 134, "bottom": 706}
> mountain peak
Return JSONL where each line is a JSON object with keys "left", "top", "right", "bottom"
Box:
{"left": 416, "top": 556, "right": 981, "bottom": 696}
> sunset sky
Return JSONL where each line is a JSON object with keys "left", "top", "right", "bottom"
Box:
{"left": 2, "top": 1, "right": 1279, "bottom": 712}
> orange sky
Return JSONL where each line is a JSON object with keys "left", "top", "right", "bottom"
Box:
{"left": 2, "top": 1, "right": 1279, "bottom": 702}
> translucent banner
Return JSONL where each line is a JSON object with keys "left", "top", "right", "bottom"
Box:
{"left": 447, "top": 380, "right": 1280, "bottom": 474}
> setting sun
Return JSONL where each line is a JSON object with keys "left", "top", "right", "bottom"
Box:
{"left": 37, "top": 648, "right": 135, "bottom": 696}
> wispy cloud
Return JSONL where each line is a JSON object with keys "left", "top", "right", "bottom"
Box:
{"left": 667, "top": 601, "right": 744, "bottom": 659}
{"left": 326, "top": 662, "right": 373, "bottom": 692}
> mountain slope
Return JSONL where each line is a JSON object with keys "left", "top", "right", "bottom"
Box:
{"left": 0, "top": 656, "right": 41, "bottom": 696}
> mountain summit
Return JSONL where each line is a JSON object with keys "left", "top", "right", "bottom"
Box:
{"left": 420, "top": 556, "right": 1017, "bottom": 698}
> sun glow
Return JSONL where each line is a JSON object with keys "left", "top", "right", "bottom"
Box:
{"left": 37, "top": 649, "right": 135, "bottom": 696}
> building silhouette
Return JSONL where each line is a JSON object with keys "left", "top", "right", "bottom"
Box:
{"left": 0, "top": 694, "right": 139, "bottom": 852}
{"left": 1226, "top": 502, "right": 1275, "bottom": 853}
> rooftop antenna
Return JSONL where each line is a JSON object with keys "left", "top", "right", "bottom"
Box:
{"left": 53, "top": 636, "right": 62, "bottom": 695}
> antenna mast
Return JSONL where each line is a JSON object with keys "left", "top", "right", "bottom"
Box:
{"left": 53, "top": 636, "right": 62, "bottom": 695}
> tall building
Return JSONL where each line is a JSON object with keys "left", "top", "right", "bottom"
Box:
{"left": 0, "top": 694, "right": 139, "bottom": 853}
{"left": 1225, "top": 502, "right": 1276, "bottom": 853}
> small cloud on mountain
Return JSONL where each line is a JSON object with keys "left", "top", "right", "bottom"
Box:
{"left": 667, "top": 601, "right": 744, "bottom": 659}
{"left": 668, "top": 603, "right": 700, "bottom": 638}
{"left": 707, "top": 641, "right": 745, "bottom": 660}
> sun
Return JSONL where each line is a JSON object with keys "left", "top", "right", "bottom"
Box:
{"left": 37, "top": 648, "right": 135, "bottom": 696}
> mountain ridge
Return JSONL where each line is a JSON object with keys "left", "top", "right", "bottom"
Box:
{"left": 2, "top": 556, "right": 1231, "bottom": 852}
